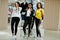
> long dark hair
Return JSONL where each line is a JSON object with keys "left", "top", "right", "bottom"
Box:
{"left": 15, "top": 2, "right": 20, "bottom": 7}
{"left": 37, "top": 2, "right": 42, "bottom": 9}
{"left": 28, "top": 3, "right": 33, "bottom": 9}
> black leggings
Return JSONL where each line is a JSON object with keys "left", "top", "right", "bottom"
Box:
{"left": 35, "top": 17, "right": 41, "bottom": 37}
{"left": 31, "top": 17, "right": 35, "bottom": 29}
{"left": 23, "top": 17, "right": 32, "bottom": 37}
{"left": 11, "top": 17, "right": 20, "bottom": 35}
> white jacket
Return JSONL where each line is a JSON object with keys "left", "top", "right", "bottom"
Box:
{"left": 11, "top": 7, "right": 22, "bottom": 27}
{"left": 11, "top": 7, "right": 22, "bottom": 18}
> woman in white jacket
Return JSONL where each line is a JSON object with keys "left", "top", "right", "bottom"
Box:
{"left": 11, "top": 2, "right": 22, "bottom": 37}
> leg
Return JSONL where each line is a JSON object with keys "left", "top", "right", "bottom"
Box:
{"left": 38, "top": 20, "right": 41, "bottom": 37}
{"left": 28, "top": 18, "right": 32, "bottom": 37}
{"left": 35, "top": 18, "right": 41, "bottom": 37}
{"left": 31, "top": 17, "right": 34, "bottom": 29}
{"left": 15, "top": 17, "right": 20, "bottom": 35}
{"left": 11, "top": 17, "right": 15, "bottom": 35}
{"left": 23, "top": 19, "right": 28, "bottom": 35}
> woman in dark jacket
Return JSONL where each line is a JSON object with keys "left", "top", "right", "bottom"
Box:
{"left": 23, "top": 3, "right": 35, "bottom": 37}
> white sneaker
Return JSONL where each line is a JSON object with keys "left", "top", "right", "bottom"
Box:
{"left": 12, "top": 35, "right": 17, "bottom": 39}
{"left": 27, "top": 36, "right": 34, "bottom": 40}
{"left": 14, "top": 35, "right": 16, "bottom": 38}
{"left": 12, "top": 36, "right": 17, "bottom": 40}
{"left": 23, "top": 35, "right": 27, "bottom": 38}
{"left": 40, "top": 37, "right": 43, "bottom": 40}
{"left": 12, "top": 33, "right": 14, "bottom": 36}
{"left": 37, "top": 37, "right": 41, "bottom": 40}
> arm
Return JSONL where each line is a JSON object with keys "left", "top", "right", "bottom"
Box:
{"left": 41, "top": 9, "right": 44, "bottom": 16}
{"left": 41, "top": 9, "right": 44, "bottom": 20}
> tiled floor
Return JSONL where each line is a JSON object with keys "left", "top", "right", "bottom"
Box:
{"left": 44, "top": 30, "right": 60, "bottom": 40}
{"left": 0, "top": 21, "right": 60, "bottom": 40}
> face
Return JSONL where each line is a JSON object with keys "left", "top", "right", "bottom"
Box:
{"left": 15, "top": 3, "right": 19, "bottom": 7}
{"left": 28, "top": 4, "right": 32, "bottom": 8}
{"left": 38, "top": 3, "right": 41, "bottom": 8}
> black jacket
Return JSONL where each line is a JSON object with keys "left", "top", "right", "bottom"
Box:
{"left": 25, "top": 9, "right": 35, "bottom": 18}
{"left": 21, "top": 2, "right": 28, "bottom": 13}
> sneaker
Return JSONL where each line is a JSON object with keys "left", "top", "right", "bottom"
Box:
{"left": 12, "top": 35, "right": 17, "bottom": 39}
{"left": 37, "top": 37, "right": 41, "bottom": 40}
{"left": 14, "top": 35, "right": 17, "bottom": 38}
{"left": 23, "top": 35, "right": 27, "bottom": 38}
{"left": 27, "top": 36, "right": 33, "bottom": 40}
{"left": 34, "top": 37, "right": 37, "bottom": 40}
{"left": 12, "top": 33, "right": 15, "bottom": 36}
{"left": 40, "top": 37, "right": 43, "bottom": 40}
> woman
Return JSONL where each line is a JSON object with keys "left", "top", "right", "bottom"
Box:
{"left": 23, "top": 3, "right": 34, "bottom": 37}
{"left": 11, "top": 2, "right": 22, "bottom": 37}
{"left": 35, "top": 2, "right": 44, "bottom": 38}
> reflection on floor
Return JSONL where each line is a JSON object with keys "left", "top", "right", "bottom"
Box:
{"left": 44, "top": 30, "right": 60, "bottom": 40}
{"left": 0, "top": 21, "right": 44, "bottom": 40}
{"left": 0, "top": 21, "right": 60, "bottom": 40}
